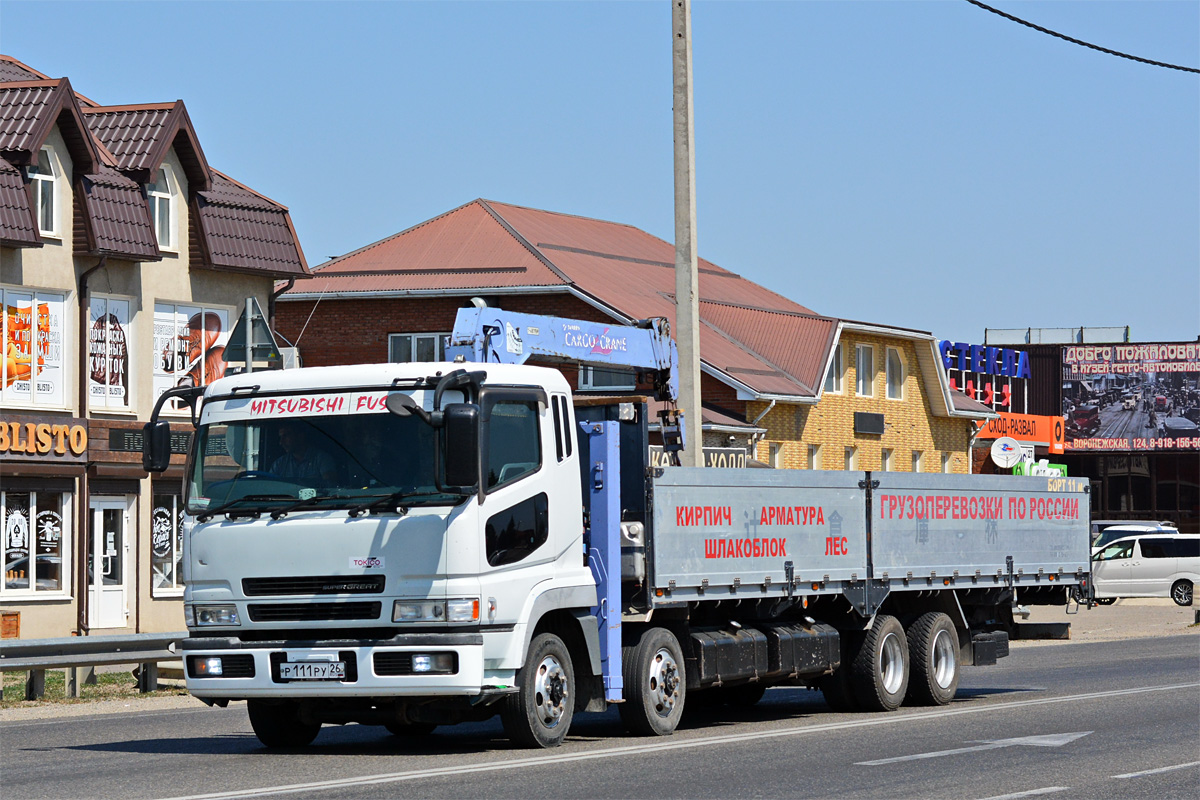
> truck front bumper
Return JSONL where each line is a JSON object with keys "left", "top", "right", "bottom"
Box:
{"left": 181, "top": 632, "right": 486, "bottom": 699}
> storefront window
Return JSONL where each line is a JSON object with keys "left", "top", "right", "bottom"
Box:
{"left": 2, "top": 490, "right": 68, "bottom": 596}
{"left": 2, "top": 286, "right": 67, "bottom": 409}
{"left": 89, "top": 295, "right": 132, "bottom": 409}
{"left": 153, "top": 303, "right": 231, "bottom": 414}
{"left": 151, "top": 493, "right": 185, "bottom": 593}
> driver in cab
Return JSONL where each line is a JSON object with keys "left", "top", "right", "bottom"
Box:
{"left": 271, "top": 422, "right": 337, "bottom": 484}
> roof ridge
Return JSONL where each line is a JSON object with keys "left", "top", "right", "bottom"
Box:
{"left": 478, "top": 199, "right": 573, "bottom": 286}
{"left": 81, "top": 101, "right": 178, "bottom": 114}
{"left": 0, "top": 78, "right": 62, "bottom": 89}
{"left": 699, "top": 297, "right": 834, "bottom": 323}
{"left": 481, "top": 198, "right": 645, "bottom": 234}
{"left": 312, "top": 198, "right": 484, "bottom": 272}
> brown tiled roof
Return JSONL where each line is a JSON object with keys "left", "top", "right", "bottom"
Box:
{"left": 0, "top": 55, "right": 47, "bottom": 83}
{"left": 77, "top": 165, "right": 159, "bottom": 260}
{"left": 950, "top": 389, "right": 997, "bottom": 417}
{"left": 0, "top": 79, "right": 97, "bottom": 172}
{"left": 0, "top": 156, "right": 38, "bottom": 247}
{"left": 191, "top": 172, "right": 308, "bottom": 277}
{"left": 82, "top": 101, "right": 210, "bottom": 190}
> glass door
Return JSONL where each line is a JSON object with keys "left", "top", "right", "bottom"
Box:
{"left": 88, "top": 498, "right": 129, "bottom": 628}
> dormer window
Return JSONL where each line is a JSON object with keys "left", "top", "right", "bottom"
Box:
{"left": 28, "top": 147, "right": 57, "bottom": 235}
{"left": 146, "top": 166, "right": 175, "bottom": 249}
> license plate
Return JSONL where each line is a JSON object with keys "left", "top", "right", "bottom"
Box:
{"left": 279, "top": 661, "right": 346, "bottom": 681}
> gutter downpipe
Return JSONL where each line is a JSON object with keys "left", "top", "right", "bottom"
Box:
{"left": 268, "top": 278, "right": 295, "bottom": 334}
{"left": 76, "top": 256, "right": 106, "bottom": 636}
{"left": 749, "top": 398, "right": 777, "bottom": 455}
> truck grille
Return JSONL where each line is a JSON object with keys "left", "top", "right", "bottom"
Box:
{"left": 247, "top": 602, "right": 382, "bottom": 622}
{"left": 242, "top": 576, "right": 385, "bottom": 596}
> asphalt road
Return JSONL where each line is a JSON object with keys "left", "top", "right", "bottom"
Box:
{"left": 3, "top": 635, "right": 1197, "bottom": 800}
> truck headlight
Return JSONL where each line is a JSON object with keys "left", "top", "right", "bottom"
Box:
{"left": 392, "top": 598, "right": 479, "bottom": 624}
{"left": 192, "top": 604, "right": 241, "bottom": 626}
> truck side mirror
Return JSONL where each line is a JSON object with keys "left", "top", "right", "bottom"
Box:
{"left": 441, "top": 403, "right": 479, "bottom": 490}
{"left": 142, "top": 421, "right": 172, "bottom": 472}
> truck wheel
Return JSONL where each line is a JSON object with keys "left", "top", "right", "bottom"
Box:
{"left": 850, "top": 615, "right": 909, "bottom": 711}
{"left": 1171, "top": 580, "right": 1193, "bottom": 607}
{"left": 501, "top": 632, "right": 575, "bottom": 748}
{"left": 619, "top": 627, "right": 686, "bottom": 736}
{"left": 247, "top": 700, "right": 320, "bottom": 748}
{"left": 906, "top": 612, "right": 959, "bottom": 706}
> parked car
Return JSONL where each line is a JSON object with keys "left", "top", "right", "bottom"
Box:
{"left": 1161, "top": 417, "right": 1199, "bottom": 440}
{"left": 1092, "top": 522, "right": 1177, "bottom": 551}
{"left": 1091, "top": 529, "right": 1199, "bottom": 606}
{"left": 1069, "top": 405, "right": 1100, "bottom": 436}
{"left": 1121, "top": 393, "right": 1137, "bottom": 411}
{"left": 1155, "top": 395, "right": 1169, "bottom": 412}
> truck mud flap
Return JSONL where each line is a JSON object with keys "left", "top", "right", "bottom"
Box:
{"left": 970, "top": 631, "right": 1010, "bottom": 666}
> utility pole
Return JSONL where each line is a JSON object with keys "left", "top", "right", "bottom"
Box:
{"left": 672, "top": 0, "right": 703, "bottom": 467}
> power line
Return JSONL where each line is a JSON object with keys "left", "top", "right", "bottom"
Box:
{"left": 965, "top": 0, "right": 1199, "bottom": 74}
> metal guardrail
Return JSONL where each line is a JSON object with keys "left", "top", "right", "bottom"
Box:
{"left": 0, "top": 631, "right": 188, "bottom": 700}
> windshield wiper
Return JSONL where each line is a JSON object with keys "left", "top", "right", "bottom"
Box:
{"left": 346, "top": 489, "right": 446, "bottom": 518}
{"left": 269, "top": 494, "right": 348, "bottom": 520}
{"left": 196, "top": 494, "right": 293, "bottom": 523}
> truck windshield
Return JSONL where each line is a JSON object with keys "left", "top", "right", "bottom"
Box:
{"left": 186, "top": 410, "right": 458, "bottom": 515}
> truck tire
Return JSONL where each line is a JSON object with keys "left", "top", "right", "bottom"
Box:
{"left": 1171, "top": 580, "right": 1193, "bottom": 606}
{"left": 905, "top": 612, "right": 959, "bottom": 706}
{"left": 619, "top": 627, "right": 686, "bottom": 736}
{"left": 500, "top": 632, "right": 575, "bottom": 748}
{"left": 850, "top": 615, "right": 909, "bottom": 712}
{"left": 247, "top": 700, "right": 321, "bottom": 748}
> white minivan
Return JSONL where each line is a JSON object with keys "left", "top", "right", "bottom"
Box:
{"left": 1091, "top": 530, "right": 1200, "bottom": 606}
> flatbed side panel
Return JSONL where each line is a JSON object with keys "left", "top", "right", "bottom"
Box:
{"left": 872, "top": 474, "right": 1090, "bottom": 583}
{"left": 650, "top": 468, "right": 866, "bottom": 602}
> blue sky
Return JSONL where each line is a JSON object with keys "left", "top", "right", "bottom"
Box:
{"left": 7, "top": 0, "right": 1197, "bottom": 343}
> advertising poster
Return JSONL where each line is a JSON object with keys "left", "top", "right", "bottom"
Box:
{"left": 1062, "top": 343, "right": 1200, "bottom": 452}
{"left": 2, "top": 288, "right": 65, "bottom": 408}
{"left": 89, "top": 297, "right": 130, "bottom": 408}
{"left": 154, "top": 304, "right": 230, "bottom": 411}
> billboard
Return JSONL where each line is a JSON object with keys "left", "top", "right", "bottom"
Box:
{"left": 1062, "top": 343, "right": 1199, "bottom": 452}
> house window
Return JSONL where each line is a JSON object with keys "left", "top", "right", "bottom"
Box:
{"left": 151, "top": 493, "right": 186, "bottom": 594}
{"left": 1, "top": 490, "right": 70, "bottom": 597}
{"left": 146, "top": 166, "right": 175, "bottom": 249}
{"left": 881, "top": 448, "right": 893, "bottom": 472}
{"left": 844, "top": 446, "right": 857, "bottom": 471}
{"left": 579, "top": 366, "right": 635, "bottom": 392}
{"left": 153, "top": 304, "right": 232, "bottom": 413}
{"left": 912, "top": 450, "right": 924, "bottom": 473}
{"left": 28, "top": 147, "right": 57, "bottom": 235}
{"left": 808, "top": 444, "right": 822, "bottom": 470}
{"left": 942, "top": 453, "right": 953, "bottom": 474}
{"left": 886, "top": 347, "right": 904, "bottom": 400}
{"left": 855, "top": 345, "right": 874, "bottom": 397}
{"left": 89, "top": 296, "right": 132, "bottom": 409}
{"left": 824, "top": 344, "right": 844, "bottom": 394}
{"left": 769, "top": 442, "right": 783, "bottom": 469}
{"left": 1, "top": 286, "right": 67, "bottom": 408}
{"left": 389, "top": 333, "right": 449, "bottom": 363}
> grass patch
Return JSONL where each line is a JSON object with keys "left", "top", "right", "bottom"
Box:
{"left": 1, "top": 668, "right": 188, "bottom": 707}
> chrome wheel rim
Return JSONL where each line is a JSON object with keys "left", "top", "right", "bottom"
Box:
{"left": 931, "top": 628, "right": 957, "bottom": 689}
{"left": 533, "top": 654, "right": 569, "bottom": 728}
{"left": 1173, "top": 583, "right": 1192, "bottom": 605}
{"left": 648, "top": 647, "right": 681, "bottom": 718}
{"left": 879, "top": 632, "right": 904, "bottom": 695}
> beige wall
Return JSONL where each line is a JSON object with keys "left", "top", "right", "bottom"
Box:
{"left": 2, "top": 131, "right": 275, "bottom": 639}
{"left": 753, "top": 333, "right": 972, "bottom": 474}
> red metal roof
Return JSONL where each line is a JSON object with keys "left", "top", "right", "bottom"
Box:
{"left": 0, "top": 156, "right": 38, "bottom": 247}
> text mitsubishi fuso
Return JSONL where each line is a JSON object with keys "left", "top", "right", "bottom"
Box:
{"left": 142, "top": 307, "right": 1093, "bottom": 749}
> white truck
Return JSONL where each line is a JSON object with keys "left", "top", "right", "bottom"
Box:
{"left": 142, "top": 308, "right": 1092, "bottom": 748}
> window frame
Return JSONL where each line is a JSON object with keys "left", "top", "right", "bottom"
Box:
{"left": 388, "top": 332, "right": 450, "bottom": 363}
{"left": 881, "top": 448, "right": 893, "bottom": 472}
{"left": 578, "top": 365, "right": 636, "bottom": 392}
{"left": 1, "top": 285, "right": 69, "bottom": 410}
{"left": 28, "top": 146, "right": 59, "bottom": 237}
{"left": 150, "top": 492, "right": 186, "bottom": 596}
{"left": 769, "top": 442, "right": 783, "bottom": 469}
{"left": 808, "top": 444, "right": 822, "bottom": 470}
{"left": 146, "top": 164, "right": 177, "bottom": 251}
{"left": 479, "top": 386, "right": 546, "bottom": 496}
{"left": 844, "top": 446, "right": 857, "bottom": 471}
{"left": 824, "top": 343, "right": 844, "bottom": 395}
{"left": 886, "top": 346, "right": 904, "bottom": 400}
{"left": 88, "top": 294, "right": 135, "bottom": 410}
{"left": 0, "top": 489, "right": 72, "bottom": 599}
{"left": 912, "top": 450, "right": 923, "bottom": 473}
{"left": 855, "top": 344, "right": 875, "bottom": 397}
{"left": 941, "top": 452, "right": 953, "bottom": 473}
{"left": 153, "top": 303, "right": 234, "bottom": 416}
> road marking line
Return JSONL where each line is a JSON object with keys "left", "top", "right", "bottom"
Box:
{"left": 856, "top": 732, "right": 1091, "bottom": 765}
{"left": 155, "top": 682, "right": 1198, "bottom": 800}
{"left": 1113, "top": 760, "right": 1200, "bottom": 779}
{"left": 978, "top": 787, "right": 1070, "bottom": 800}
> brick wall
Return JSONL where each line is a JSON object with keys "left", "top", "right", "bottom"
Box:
{"left": 751, "top": 333, "right": 972, "bottom": 473}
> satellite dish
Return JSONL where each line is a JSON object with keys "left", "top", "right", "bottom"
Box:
{"left": 991, "top": 436, "right": 1023, "bottom": 469}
